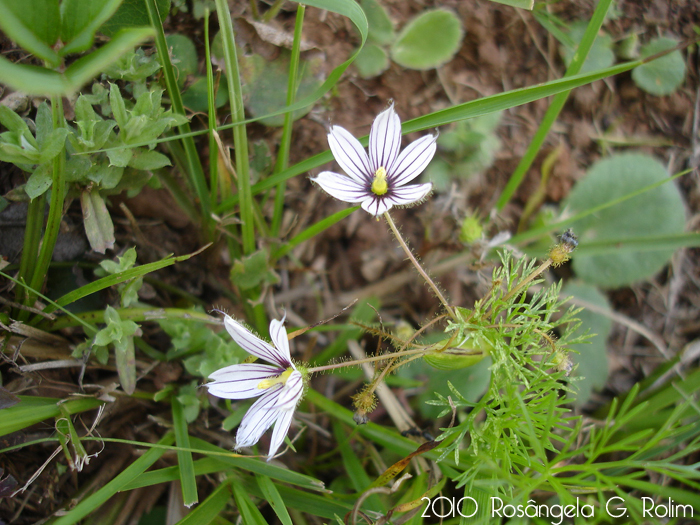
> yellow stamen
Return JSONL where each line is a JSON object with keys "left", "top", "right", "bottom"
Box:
{"left": 371, "top": 167, "right": 388, "bottom": 196}
{"left": 257, "top": 368, "right": 293, "bottom": 389}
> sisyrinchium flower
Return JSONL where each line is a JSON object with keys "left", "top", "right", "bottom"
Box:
{"left": 311, "top": 103, "right": 436, "bottom": 216}
{"left": 206, "top": 313, "right": 304, "bottom": 460}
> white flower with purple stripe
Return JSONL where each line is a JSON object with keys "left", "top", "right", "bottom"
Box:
{"left": 311, "top": 103, "right": 436, "bottom": 217}
{"left": 206, "top": 313, "right": 304, "bottom": 460}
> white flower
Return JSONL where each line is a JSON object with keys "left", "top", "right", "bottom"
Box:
{"left": 206, "top": 313, "right": 304, "bottom": 460}
{"left": 311, "top": 103, "right": 436, "bottom": 217}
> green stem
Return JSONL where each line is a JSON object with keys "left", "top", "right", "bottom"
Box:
{"left": 307, "top": 345, "right": 431, "bottom": 374}
{"left": 383, "top": 211, "right": 456, "bottom": 320}
{"left": 15, "top": 194, "right": 45, "bottom": 308}
{"left": 25, "top": 95, "right": 66, "bottom": 316}
{"left": 215, "top": 0, "right": 254, "bottom": 255}
{"left": 271, "top": 3, "right": 305, "bottom": 237}
{"left": 496, "top": 0, "right": 613, "bottom": 211}
{"left": 145, "top": 0, "right": 211, "bottom": 233}
{"left": 205, "top": 8, "right": 219, "bottom": 223}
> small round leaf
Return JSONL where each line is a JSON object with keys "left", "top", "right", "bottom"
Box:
{"left": 165, "top": 34, "right": 198, "bottom": 87}
{"left": 564, "top": 153, "right": 686, "bottom": 288}
{"left": 361, "top": 0, "right": 395, "bottom": 46}
{"left": 354, "top": 44, "right": 389, "bottom": 78}
{"left": 632, "top": 37, "right": 686, "bottom": 96}
{"left": 390, "top": 9, "right": 463, "bottom": 71}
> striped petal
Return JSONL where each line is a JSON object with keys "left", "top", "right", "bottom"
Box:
{"left": 269, "top": 316, "right": 293, "bottom": 368}
{"left": 311, "top": 171, "right": 369, "bottom": 204}
{"left": 361, "top": 196, "right": 392, "bottom": 217}
{"left": 369, "top": 103, "right": 402, "bottom": 174}
{"left": 235, "top": 384, "right": 286, "bottom": 449}
{"left": 267, "top": 408, "right": 295, "bottom": 460}
{"left": 385, "top": 182, "right": 433, "bottom": 208}
{"left": 222, "top": 314, "right": 289, "bottom": 368}
{"left": 206, "top": 363, "right": 282, "bottom": 399}
{"left": 272, "top": 371, "right": 303, "bottom": 410}
{"left": 389, "top": 134, "right": 437, "bottom": 187}
{"left": 328, "top": 125, "right": 372, "bottom": 184}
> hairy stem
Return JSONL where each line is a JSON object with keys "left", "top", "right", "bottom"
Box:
{"left": 383, "top": 211, "right": 456, "bottom": 320}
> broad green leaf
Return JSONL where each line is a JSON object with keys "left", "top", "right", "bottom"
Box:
{"left": 38, "top": 128, "right": 69, "bottom": 164}
{"left": 390, "top": 9, "right": 463, "bottom": 70}
{"left": 354, "top": 43, "right": 389, "bottom": 78}
{"left": 109, "top": 83, "right": 129, "bottom": 129}
{"left": 115, "top": 333, "right": 137, "bottom": 394}
{"left": 81, "top": 188, "right": 116, "bottom": 253}
{"left": 60, "top": 0, "right": 124, "bottom": 55}
{"left": 0, "top": 57, "right": 70, "bottom": 94}
{"left": 0, "top": 132, "right": 41, "bottom": 165}
{"left": 100, "top": 0, "right": 170, "bottom": 37}
{"left": 165, "top": 33, "right": 198, "bottom": 87}
{"left": 563, "top": 281, "right": 612, "bottom": 406}
{"left": 103, "top": 47, "right": 161, "bottom": 81}
{"left": 63, "top": 27, "right": 155, "bottom": 92}
{"left": 240, "top": 49, "right": 325, "bottom": 127}
{"left": 0, "top": 0, "right": 60, "bottom": 66}
{"left": 230, "top": 249, "right": 279, "bottom": 290}
{"left": 127, "top": 149, "right": 171, "bottom": 170}
{"left": 0, "top": 396, "right": 103, "bottom": 437}
{"left": 107, "top": 147, "right": 134, "bottom": 167}
{"left": 632, "top": 37, "right": 686, "bottom": 96}
{"left": 181, "top": 75, "right": 229, "bottom": 112}
{"left": 0, "top": 27, "right": 154, "bottom": 95}
{"left": 0, "top": 105, "right": 32, "bottom": 134}
{"left": 361, "top": 0, "right": 394, "bottom": 46}
{"left": 25, "top": 164, "right": 53, "bottom": 199}
{"left": 565, "top": 153, "right": 686, "bottom": 288}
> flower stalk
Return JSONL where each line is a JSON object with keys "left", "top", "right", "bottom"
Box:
{"left": 383, "top": 211, "right": 457, "bottom": 320}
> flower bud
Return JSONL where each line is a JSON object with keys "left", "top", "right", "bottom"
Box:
{"left": 423, "top": 334, "right": 493, "bottom": 370}
{"left": 459, "top": 215, "right": 483, "bottom": 244}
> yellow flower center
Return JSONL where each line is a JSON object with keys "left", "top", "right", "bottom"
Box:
{"left": 371, "top": 167, "right": 388, "bottom": 196}
{"left": 257, "top": 368, "right": 294, "bottom": 389}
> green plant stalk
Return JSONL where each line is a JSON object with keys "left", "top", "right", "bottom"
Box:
{"left": 23, "top": 95, "right": 66, "bottom": 319}
{"left": 271, "top": 3, "right": 305, "bottom": 237}
{"left": 496, "top": 0, "right": 613, "bottom": 211}
{"left": 384, "top": 211, "right": 456, "bottom": 320}
{"left": 262, "top": 0, "right": 287, "bottom": 22}
{"left": 215, "top": 0, "right": 255, "bottom": 256}
{"left": 204, "top": 9, "right": 219, "bottom": 217}
{"left": 172, "top": 398, "right": 198, "bottom": 507}
{"left": 144, "top": 0, "right": 211, "bottom": 232}
{"left": 14, "top": 193, "right": 45, "bottom": 308}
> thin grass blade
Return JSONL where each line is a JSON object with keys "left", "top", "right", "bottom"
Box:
{"left": 172, "top": 398, "right": 198, "bottom": 507}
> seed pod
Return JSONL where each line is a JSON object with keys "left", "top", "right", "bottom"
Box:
{"left": 423, "top": 334, "right": 493, "bottom": 370}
